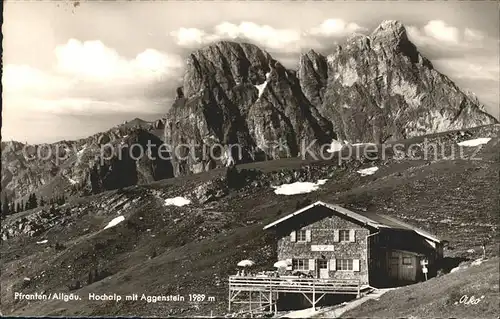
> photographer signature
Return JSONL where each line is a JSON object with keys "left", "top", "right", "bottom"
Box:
{"left": 454, "top": 295, "right": 485, "bottom": 306}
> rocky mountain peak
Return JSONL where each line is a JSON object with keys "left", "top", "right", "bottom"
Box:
{"left": 163, "top": 22, "right": 497, "bottom": 176}
{"left": 183, "top": 41, "right": 274, "bottom": 98}
{"left": 371, "top": 20, "right": 410, "bottom": 49}
{"left": 372, "top": 20, "right": 406, "bottom": 38}
{"left": 299, "top": 49, "right": 327, "bottom": 73}
{"left": 165, "top": 39, "right": 336, "bottom": 176}
{"left": 298, "top": 50, "right": 328, "bottom": 108}
{"left": 302, "top": 49, "right": 322, "bottom": 60}
{"left": 345, "top": 33, "right": 371, "bottom": 50}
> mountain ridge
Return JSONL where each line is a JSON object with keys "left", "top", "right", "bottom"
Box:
{"left": 164, "top": 20, "right": 497, "bottom": 176}
{"left": 1, "top": 20, "right": 498, "bottom": 205}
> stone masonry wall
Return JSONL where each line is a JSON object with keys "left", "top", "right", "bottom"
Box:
{"left": 277, "top": 212, "right": 370, "bottom": 285}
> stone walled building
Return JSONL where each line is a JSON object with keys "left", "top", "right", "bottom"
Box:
{"left": 264, "top": 201, "right": 444, "bottom": 287}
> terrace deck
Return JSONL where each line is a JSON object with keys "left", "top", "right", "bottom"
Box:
{"left": 228, "top": 276, "right": 371, "bottom": 314}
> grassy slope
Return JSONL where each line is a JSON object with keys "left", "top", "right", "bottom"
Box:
{"left": 1, "top": 126, "right": 499, "bottom": 317}
{"left": 342, "top": 258, "right": 499, "bottom": 319}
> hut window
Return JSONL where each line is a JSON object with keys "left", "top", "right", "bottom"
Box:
{"left": 296, "top": 230, "right": 308, "bottom": 242}
{"left": 402, "top": 257, "right": 412, "bottom": 265}
{"left": 318, "top": 259, "right": 328, "bottom": 269}
{"left": 292, "top": 259, "right": 309, "bottom": 271}
{"left": 336, "top": 259, "right": 354, "bottom": 271}
{"left": 339, "top": 230, "right": 351, "bottom": 242}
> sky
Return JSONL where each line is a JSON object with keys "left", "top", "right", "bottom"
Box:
{"left": 2, "top": 0, "right": 499, "bottom": 144}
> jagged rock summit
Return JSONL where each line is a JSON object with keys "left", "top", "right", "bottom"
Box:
{"left": 165, "top": 41, "right": 334, "bottom": 176}
{"left": 164, "top": 20, "right": 497, "bottom": 176}
{"left": 317, "top": 19, "right": 496, "bottom": 143}
{"left": 371, "top": 20, "right": 408, "bottom": 45}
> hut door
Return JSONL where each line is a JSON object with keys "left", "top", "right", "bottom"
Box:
{"left": 318, "top": 259, "right": 329, "bottom": 278}
{"left": 388, "top": 251, "right": 400, "bottom": 280}
{"left": 400, "top": 255, "right": 417, "bottom": 282}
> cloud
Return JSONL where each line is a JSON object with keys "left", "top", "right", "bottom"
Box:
{"left": 4, "top": 39, "right": 184, "bottom": 105}
{"left": 2, "top": 39, "right": 184, "bottom": 142}
{"left": 406, "top": 20, "right": 485, "bottom": 50}
{"left": 432, "top": 55, "right": 499, "bottom": 118}
{"left": 2, "top": 64, "right": 71, "bottom": 96}
{"left": 464, "top": 28, "right": 484, "bottom": 42}
{"left": 171, "top": 22, "right": 302, "bottom": 52}
{"left": 170, "top": 28, "right": 217, "bottom": 47}
{"left": 4, "top": 95, "right": 169, "bottom": 116}
{"left": 54, "top": 39, "right": 183, "bottom": 82}
{"left": 403, "top": 20, "right": 498, "bottom": 119}
{"left": 215, "top": 22, "right": 302, "bottom": 51}
{"left": 308, "top": 19, "right": 367, "bottom": 37}
{"left": 423, "top": 20, "right": 461, "bottom": 43}
{"left": 433, "top": 57, "right": 499, "bottom": 81}
{"left": 4, "top": 17, "right": 498, "bottom": 143}
{"left": 170, "top": 19, "right": 366, "bottom": 53}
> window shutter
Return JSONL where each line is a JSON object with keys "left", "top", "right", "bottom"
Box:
{"left": 286, "top": 259, "right": 293, "bottom": 270}
{"left": 333, "top": 230, "right": 339, "bottom": 242}
{"left": 290, "top": 231, "right": 296, "bottom": 242}
{"left": 309, "top": 259, "right": 315, "bottom": 271}
{"left": 306, "top": 230, "right": 312, "bottom": 242}
{"left": 349, "top": 229, "right": 356, "bottom": 242}
{"left": 353, "top": 259, "right": 360, "bottom": 272}
{"left": 330, "top": 259, "right": 336, "bottom": 271}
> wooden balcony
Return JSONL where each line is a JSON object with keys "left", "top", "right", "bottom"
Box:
{"left": 228, "top": 276, "right": 370, "bottom": 314}
{"left": 229, "top": 275, "right": 363, "bottom": 294}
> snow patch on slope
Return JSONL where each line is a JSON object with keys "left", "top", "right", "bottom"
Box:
{"left": 164, "top": 197, "right": 191, "bottom": 207}
{"left": 351, "top": 143, "right": 377, "bottom": 146}
{"left": 103, "top": 216, "right": 125, "bottom": 230}
{"left": 273, "top": 179, "right": 328, "bottom": 195}
{"left": 457, "top": 137, "right": 491, "bottom": 147}
{"left": 471, "top": 258, "right": 483, "bottom": 266}
{"left": 327, "top": 139, "right": 344, "bottom": 153}
{"left": 77, "top": 147, "right": 86, "bottom": 156}
{"left": 450, "top": 266, "right": 462, "bottom": 273}
{"left": 357, "top": 167, "right": 379, "bottom": 176}
{"left": 254, "top": 72, "right": 271, "bottom": 99}
{"left": 254, "top": 82, "right": 268, "bottom": 98}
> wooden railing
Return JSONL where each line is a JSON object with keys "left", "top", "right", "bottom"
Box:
{"left": 229, "top": 276, "right": 361, "bottom": 295}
